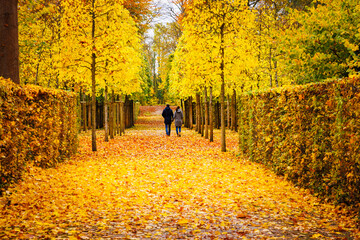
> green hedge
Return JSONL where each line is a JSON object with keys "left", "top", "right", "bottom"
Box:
{"left": 239, "top": 77, "right": 360, "bottom": 208}
{"left": 0, "top": 78, "right": 78, "bottom": 192}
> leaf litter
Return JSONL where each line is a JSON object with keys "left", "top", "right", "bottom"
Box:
{"left": 0, "top": 106, "right": 359, "bottom": 239}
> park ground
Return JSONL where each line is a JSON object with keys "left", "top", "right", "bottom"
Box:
{"left": 0, "top": 106, "right": 359, "bottom": 239}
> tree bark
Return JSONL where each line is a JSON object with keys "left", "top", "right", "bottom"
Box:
{"left": 189, "top": 96, "right": 193, "bottom": 129}
{"left": 209, "top": 86, "right": 213, "bottom": 142}
{"left": 204, "top": 86, "right": 209, "bottom": 139}
{"left": 111, "top": 90, "right": 115, "bottom": 138}
{"left": 117, "top": 96, "right": 120, "bottom": 135}
{"left": 120, "top": 98, "right": 125, "bottom": 135}
{"left": 0, "top": 0, "right": 19, "bottom": 84}
{"left": 220, "top": 23, "right": 226, "bottom": 152}
{"left": 200, "top": 91, "right": 204, "bottom": 136}
{"left": 231, "top": 89, "right": 237, "bottom": 131}
{"left": 104, "top": 85, "right": 109, "bottom": 142}
{"left": 82, "top": 93, "right": 87, "bottom": 132}
{"left": 227, "top": 94, "right": 230, "bottom": 129}
{"left": 181, "top": 99, "right": 185, "bottom": 126}
{"left": 91, "top": 0, "right": 97, "bottom": 151}
{"left": 109, "top": 91, "right": 114, "bottom": 139}
{"left": 196, "top": 93, "right": 201, "bottom": 134}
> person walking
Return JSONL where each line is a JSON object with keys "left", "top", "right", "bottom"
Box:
{"left": 162, "top": 104, "right": 173, "bottom": 136}
{"left": 173, "top": 106, "right": 183, "bottom": 137}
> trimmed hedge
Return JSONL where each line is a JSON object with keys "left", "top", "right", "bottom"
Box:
{"left": 0, "top": 78, "right": 78, "bottom": 192}
{"left": 239, "top": 77, "right": 360, "bottom": 209}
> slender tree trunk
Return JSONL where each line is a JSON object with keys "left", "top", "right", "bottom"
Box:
{"left": 91, "top": 54, "right": 96, "bottom": 151}
{"left": 117, "top": 96, "right": 120, "bottom": 135}
{"left": 196, "top": 93, "right": 201, "bottom": 134}
{"left": 109, "top": 93, "right": 114, "bottom": 139}
{"left": 209, "top": 86, "right": 213, "bottom": 142}
{"left": 200, "top": 91, "right": 204, "bottom": 136}
{"left": 231, "top": 89, "right": 237, "bottom": 131}
{"left": 227, "top": 94, "right": 230, "bottom": 129}
{"left": 204, "top": 86, "right": 209, "bottom": 139}
{"left": 91, "top": 0, "right": 97, "bottom": 151}
{"left": 88, "top": 99, "right": 91, "bottom": 130}
{"left": 220, "top": 23, "right": 226, "bottom": 152}
{"left": 121, "top": 97, "right": 125, "bottom": 135}
{"left": 111, "top": 90, "right": 115, "bottom": 138}
{"left": 104, "top": 85, "right": 109, "bottom": 142}
{"left": 0, "top": 0, "right": 19, "bottom": 84}
{"left": 189, "top": 96, "right": 193, "bottom": 129}
{"left": 181, "top": 99, "right": 185, "bottom": 126}
{"left": 82, "top": 93, "right": 87, "bottom": 132}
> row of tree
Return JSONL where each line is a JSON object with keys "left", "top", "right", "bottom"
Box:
{"left": 168, "top": 0, "right": 360, "bottom": 152}
{"left": 1, "top": 0, "right": 158, "bottom": 151}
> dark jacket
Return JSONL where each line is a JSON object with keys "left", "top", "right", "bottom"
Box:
{"left": 162, "top": 106, "right": 173, "bottom": 124}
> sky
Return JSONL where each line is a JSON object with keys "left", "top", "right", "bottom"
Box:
{"left": 145, "top": 0, "right": 178, "bottom": 42}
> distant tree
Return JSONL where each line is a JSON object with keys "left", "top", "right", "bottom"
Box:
{"left": 0, "top": 0, "right": 19, "bottom": 83}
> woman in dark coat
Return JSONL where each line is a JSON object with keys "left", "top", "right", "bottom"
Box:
{"left": 173, "top": 106, "right": 183, "bottom": 137}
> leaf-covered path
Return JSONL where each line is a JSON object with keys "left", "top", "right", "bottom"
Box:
{"left": 1, "top": 106, "right": 359, "bottom": 239}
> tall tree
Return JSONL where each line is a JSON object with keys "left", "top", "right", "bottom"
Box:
{"left": 0, "top": 0, "right": 19, "bottom": 83}
{"left": 175, "top": 0, "right": 252, "bottom": 152}
{"left": 60, "top": 0, "right": 143, "bottom": 151}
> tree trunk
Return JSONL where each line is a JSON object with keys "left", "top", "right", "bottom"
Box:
{"left": 231, "top": 89, "right": 237, "bottom": 131}
{"left": 91, "top": 0, "right": 97, "bottom": 151}
{"left": 111, "top": 90, "right": 116, "bottom": 137}
{"left": 109, "top": 92, "right": 114, "bottom": 139}
{"left": 104, "top": 85, "right": 109, "bottom": 142}
{"left": 87, "top": 99, "right": 91, "bottom": 130}
{"left": 82, "top": 93, "right": 87, "bottom": 132}
{"left": 227, "top": 94, "right": 230, "bottom": 129}
{"left": 220, "top": 23, "right": 226, "bottom": 152}
{"left": 189, "top": 96, "right": 193, "bottom": 129}
{"left": 209, "top": 86, "right": 213, "bottom": 142}
{"left": 200, "top": 91, "right": 204, "bottom": 137}
{"left": 0, "top": 0, "right": 19, "bottom": 84}
{"left": 204, "top": 86, "right": 209, "bottom": 139}
{"left": 196, "top": 93, "right": 201, "bottom": 134}
{"left": 181, "top": 99, "right": 185, "bottom": 126}
{"left": 117, "top": 96, "right": 120, "bottom": 135}
{"left": 120, "top": 99, "right": 125, "bottom": 135}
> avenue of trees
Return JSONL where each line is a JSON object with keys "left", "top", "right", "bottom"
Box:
{"left": 168, "top": 0, "right": 360, "bottom": 151}
{"left": 0, "top": 0, "right": 157, "bottom": 151}
{"left": 1, "top": 0, "right": 359, "bottom": 153}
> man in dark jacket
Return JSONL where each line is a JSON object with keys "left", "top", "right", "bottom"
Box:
{"left": 162, "top": 104, "right": 173, "bottom": 136}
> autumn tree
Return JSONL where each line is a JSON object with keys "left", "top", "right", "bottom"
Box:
{"left": 152, "top": 22, "right": 180, "bottom": 102}
{"left": 0, "top": 0, "right": 20, "bottom": 84}
{"left": 60, "top": 0, "right": 142, "bottom": 150}
{"left": 123, "top": 0, "right": 158, "bottom": 35}
{"left": 281, "top": 0, "right": 360, "bottom": 84}
{"left": 18, "top": 0, "right": 64, "bottom": 87}
{"left": 172, "top": 0, "right": 253, "bottom": 152}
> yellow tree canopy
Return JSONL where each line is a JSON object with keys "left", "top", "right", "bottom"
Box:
{"left": 60, "top": 0, "right": 143, "bottom": 95}
{"left": 170, "top": 0, "right": 259, "bottom": 98}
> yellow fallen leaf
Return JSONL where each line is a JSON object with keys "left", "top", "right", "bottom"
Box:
{"left": 178, "top": 218, "right": 189, "bottom": 225}
{"left": 312, "top": 233, "right": 323, "bottom": 238}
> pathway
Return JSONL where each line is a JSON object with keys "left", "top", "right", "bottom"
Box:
{"left": 0, "top": 106, "right": 358, "bottom": 239}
